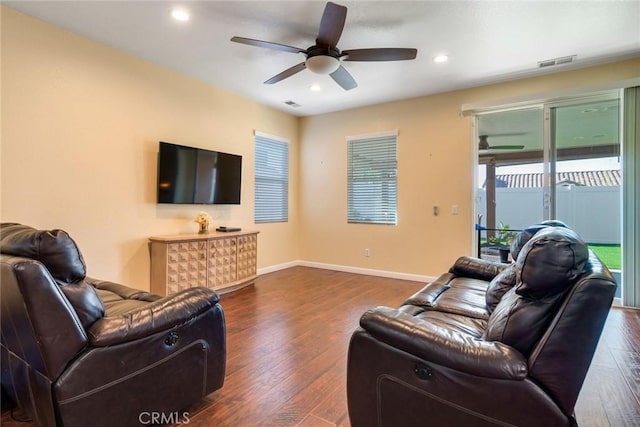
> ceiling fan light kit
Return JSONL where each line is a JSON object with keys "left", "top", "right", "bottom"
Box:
{"left": 230, "top": 1, "right": 417, "bottom": 90}
{"left": 170, "top": 8, "right": 190, "bottom": 22}
{"left": 306, "top": 55, "right": 340, "bottom": 74}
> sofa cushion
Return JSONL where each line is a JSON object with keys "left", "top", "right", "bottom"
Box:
{"left": 404, "top": 273, "right": 491, "bottom": 320}
{"left": 61, "top": 281, "right": 106, "bottom": 328}
{"left": 95, "top": 288, "right": 150, "bottom": 316}
{"left": 429, "top": 277, "right": 491, "bottom": 320}
{"left": 485, "top": 264, "right": 517, "bottom": 313}
{"left": 515, "top": 227, "right": 588, "bottom": 300}
{"left": 0, "top": 223, "right": 86, "bottom": 284}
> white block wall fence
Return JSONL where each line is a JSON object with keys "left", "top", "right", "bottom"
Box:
{"left": 476, "top": 186, "right": 621, "bottom": 244}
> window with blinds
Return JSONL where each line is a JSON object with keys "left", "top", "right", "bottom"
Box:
{"left": 347, "top": 132, "right": 398, "bottom": 225}
{"left": 255, "top": 132, "right": 289, "bottom": 223}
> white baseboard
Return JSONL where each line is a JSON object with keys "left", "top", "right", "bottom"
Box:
{"left": 257, "top": 261, "right": 300, "bottom": 276}
{"left": 258, "top": 260, "right": 435, "bottom": 284}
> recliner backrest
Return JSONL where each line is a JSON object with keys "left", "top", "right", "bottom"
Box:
{"left": 485, "top": 227, "right": 590, "bottom": 355}
{"left": 0, "top": 223, "right": 105, "bottom": 328}
{"left": 484, "top": 226, "right": 615, "bottom": 417}
{"left": 0, "top": 223, "right": 87, "bottom": 284}
{"left": 485, "top": 222, "right": 572, "bottom": 314}
{"left": 509, "top": 220, "right": 568, "bottom": 260}
{"left": 515, "top": 227, "right": 588, "bottom": 299}
{"left": 1, "top": 256, "right": 88, "bottom": 381}
{"left": 528, "top": 252, "right": 616, "bottom": 416}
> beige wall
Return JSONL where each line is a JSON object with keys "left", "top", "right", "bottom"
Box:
{"left": 2, "top": 7, "right": 639, "bottom": 288}
{"left": 299, "top": 58, "right": 640, "bottom": 277}
{"left": 0, "top": 8, "right": 300, "bottom": 289}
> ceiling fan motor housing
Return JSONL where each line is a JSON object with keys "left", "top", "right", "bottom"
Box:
{"left": 305, "top": 45, "right": 341, "bottom": 74}
{"left": 479, "top": 135, "right": 490, "bottom": 150}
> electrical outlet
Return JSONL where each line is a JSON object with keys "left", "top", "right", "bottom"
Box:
{"left": 451, "top": 205, "right": 459, "bottom": 215}
{"left": 364, "top": 248, "right": 371, "bottom": 257}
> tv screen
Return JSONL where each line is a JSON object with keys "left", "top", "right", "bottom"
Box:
{"left": 157, "top": 141, "right": 242, "bottom": 204}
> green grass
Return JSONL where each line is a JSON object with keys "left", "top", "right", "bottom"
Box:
{"left": 587, "top": 244, "right": 621, "bottom": 270}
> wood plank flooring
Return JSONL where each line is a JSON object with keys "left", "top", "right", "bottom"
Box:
{"left": 2, "top": 266, "right": 639, "bottom": 426}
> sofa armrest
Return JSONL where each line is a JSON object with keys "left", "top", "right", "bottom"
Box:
{"left": 88, "top": 287, "right": 220, "bottom": 346}
{"left": 359, "top": 306, "right": 527, "bottom": 380}
{"left": 87, "top": 277, "right": 161, "bottom": 302}
{"left": 449, "top": 256, "right": 506, "bottom": 281}
{"left": 403, "top": 272, "right": 454, "bottom": 307}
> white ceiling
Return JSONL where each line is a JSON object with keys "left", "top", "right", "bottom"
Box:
{"left": 5, "top": 1, "right": 640, "bottom": 117}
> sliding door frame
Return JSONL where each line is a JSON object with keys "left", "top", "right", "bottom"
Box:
{"left": 622, "top": 87, "right": 639, "bottom": 307}
{"left": 473, "top": 89, "right": 635, "bottom": 306}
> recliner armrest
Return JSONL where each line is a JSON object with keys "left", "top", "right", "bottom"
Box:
{"left": 87, "top": 277, "right": 161, "bottom": 302}
{"left": 88, "top": 287, "right": 220, "bottom": 346}
{"left": 359, "top": 306, "right": 527, "bottom": 380}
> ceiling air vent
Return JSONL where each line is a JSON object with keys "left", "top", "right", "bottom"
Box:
{"left": 284, "top": 100, "right": 302, "bottom": 108}
{"left": 538, "top": 55, "right": 576, "bottom": 68}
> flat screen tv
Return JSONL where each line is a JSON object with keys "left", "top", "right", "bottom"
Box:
{"left": 157, "top": 141, "right": 242, "bottom": 204}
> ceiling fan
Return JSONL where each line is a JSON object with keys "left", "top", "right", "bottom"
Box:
{"left": 478, "top": 134, "right": 526, "bottom": 151}
{"left": 230, "top": 1, "right": 417, "bottom": 90}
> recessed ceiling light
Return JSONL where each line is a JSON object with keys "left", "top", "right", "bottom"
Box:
{"left": 433, "top": 54, "right": 448, "bottom": 63}
{"left": 309, "top": 84, "right": 321, "bottom": 92}
{"left": 171, "top": 8, "right": 190, "bottom": 22}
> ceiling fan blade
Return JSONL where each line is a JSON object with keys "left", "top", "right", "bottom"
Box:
{"left": 317, "top": 2, "right": 347, "bottom": 47}
{"left": 487, "top": 132, "right": 529, "bottom": 137}
{"left": 330, "top": 65, "right": 357, "bottom": 90}
{"left": 264, "top": 62, "right": 307, "bottom": 84}
{"left": 479, "top": 135, "right": 525, "bottom": 151}
{"left": 489, "top": 145, "right": 526, "bottom": 150}
{"left": 341, "top": 48, "right": 417, "bottom": 61}
{"left": 231, "top": 36, "right": 306, "bottom": 54}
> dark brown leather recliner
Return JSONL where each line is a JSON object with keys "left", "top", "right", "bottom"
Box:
{"left": 0, "top": 223, "right": 226, "bottom": 427}
{"left": 347, "top": 225, "right": 617, "bottom": 427}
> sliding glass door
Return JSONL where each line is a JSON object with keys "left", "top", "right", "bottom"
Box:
{"left": 548, "top": 98, "right": 621, "bottom": 294}
{"left": 475, "top": 93, "right": 622, "bottom": 298}
{"left": 477, "top": 107, "right": 544, "bottom": 237}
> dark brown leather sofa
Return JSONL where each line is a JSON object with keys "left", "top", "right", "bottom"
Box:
{"left": 347, "top": 224, "right": 617, "bottom": 427}
{"left": 0, "top": 223, "right": 226, "bottom": 427}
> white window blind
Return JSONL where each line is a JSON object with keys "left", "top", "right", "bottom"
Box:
{"left": 347, "top": 132, "right": 398, "bottom": 225}
{"left": 255, "top": 132, "right": 289, "bottom": 223}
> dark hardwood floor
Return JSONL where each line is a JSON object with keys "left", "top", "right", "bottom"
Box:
{"left": 2, "top": 266, "right": 639, "bottom": 426}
